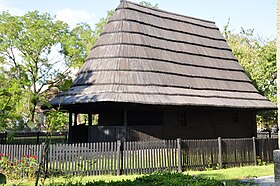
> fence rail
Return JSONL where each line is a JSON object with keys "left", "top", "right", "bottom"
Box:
{"left": 0, "top": 137, "right": 278, "bottom": 176}
{"left": 0, "top": 131, "right": 68, "bottom": 144}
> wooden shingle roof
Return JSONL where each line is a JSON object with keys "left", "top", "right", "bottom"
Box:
{"left": 51, "top": 0, "right": 276, "bottom": 110}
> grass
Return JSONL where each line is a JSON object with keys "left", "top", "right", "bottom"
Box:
{"left": 188, "top": 164, "right": 274, "bottom": 180}
{"left": 6, "top": 164, "right": 274, "bottom": 185}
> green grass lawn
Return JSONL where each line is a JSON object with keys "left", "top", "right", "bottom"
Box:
{"left": 188, "top": 164, "right": 274, "bottom": 180}
{"left": 6, "top": 164, "right": 274, "bottom": 185}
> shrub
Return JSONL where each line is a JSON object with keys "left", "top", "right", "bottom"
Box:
{"left": 0, "top": 153, "right": 38, "bottom": 180}
{"left": 50, "top": 173, "right": 226, "bottom": 186}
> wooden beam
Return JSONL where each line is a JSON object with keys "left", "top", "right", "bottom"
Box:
{"left": 74, "top": 113, "right": 78, "bottom": 126}
{"left": 88, "top": 113, "right": 92, "bottom": 126}
{"left": 68, "top": 112, "right": 73, "bottom": 143}
{"left": 69, "top": 112, "right": 73, "bottom": 126}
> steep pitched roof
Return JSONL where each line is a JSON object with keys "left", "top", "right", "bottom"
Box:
{"left": 51, "top": 0, "right": 276, "bottom": 110}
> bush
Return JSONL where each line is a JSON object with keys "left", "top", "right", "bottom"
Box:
{"left": 51, "top": 173, "right": 226, "bottom": 186}
{"left": 0, "top": 153, "right": 38, "bottom": 180}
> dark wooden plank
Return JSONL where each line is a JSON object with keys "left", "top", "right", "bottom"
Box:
{"left": 123, "top": 141, "right": 127, "bottom": 174}
{"left": 97, "top": 142, "right": 101, "bottom": 175}
{"left": 111, "top": 142, "right": 114, "bottom": 175}
{"left": 82, "top": 143, "right": 86, "bottom": 175}
{"left": 154, "top": 141, "right": 159, "bottom": 171}
{"left": 61, "top": 144, "right": 65, "bottom": 173}
{"left": 104, "top": 142, "right": 108, "bottom": 175}
{"left": 74, "top": 143, "right": 77, "bottom": 175}
{"left": 129, "top": 141, "right": 132, "bottom": 174}
{"left": 101, "top": 142, "right": 105, "bottom": 175}
{"left": 132, "top": 141, "right": 135, "bottom": 174}
{"left": 147, "top": 141, "right": 150, "bottom": 173}
{"left": 136, "top": 141, "right": 140, "bottom": 174}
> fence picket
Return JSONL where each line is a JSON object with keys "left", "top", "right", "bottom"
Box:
{"left": 0, "top": 138, "right": 277, "bottom": 176}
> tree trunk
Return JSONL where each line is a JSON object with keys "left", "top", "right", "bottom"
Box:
{"left": 277, "top": 0, "right": 280, "bottom": 146}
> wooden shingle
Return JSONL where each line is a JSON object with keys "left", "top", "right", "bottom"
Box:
{"left": 51, "top": 0, "right": 276, "bottom": 110}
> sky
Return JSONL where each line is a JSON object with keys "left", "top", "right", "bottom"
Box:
{"left": 0, "top": 0, "right": 276, "bottom": 39}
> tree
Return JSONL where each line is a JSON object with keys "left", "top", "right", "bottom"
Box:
{"left": 0, "top": 11, "right": 95, "bottom": 131}
{"left": 223, "top": 24, "right": 276, "bottom": 128}
{"left": 0, "top": 72, "right": 27, "bottom": 131}
{"left": 139, "top": 1, "right": 159, "bottom": 8}
{"left": 62, "top": 23, "right": 95, "bottom": 68}
{"left": 0, "top": 11, "right": 69, "bottom": 124}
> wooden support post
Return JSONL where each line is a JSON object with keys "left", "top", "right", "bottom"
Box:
{"left": 218, "top": 137, "right": 223, "bottom": 169}
{"left": 88, "top": 113, "right": 92, "bottom": 126}
{"left": 252, "top": 137, "right": 257, "bottom": 166}
{"left": 68, "top": 112, "right": 73, "bottom": 143}
{"left": 177, "top": 138, "right": 182, "bottom": 172}
{"left": 74, "top": 113, "right": 78, "bottom": 126}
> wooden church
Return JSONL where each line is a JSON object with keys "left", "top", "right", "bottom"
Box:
{"left": 50, "top": 0, "right": 276, "bottom": 142}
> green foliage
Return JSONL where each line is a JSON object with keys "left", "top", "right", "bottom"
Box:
{"left": 139, "top": 1, "right": 159, "bottom": 8}
{"left": 223, "top": 24, "right": 276, "bottom": 127}
{"left": 0, "top": 72, "right": 28, "bottom": 131}
{"left": 0, "top": 11, "right": 92, "bottom": 131}
{"left": 62, "top": 23, "right": 95, "bottom": 68}
{"left": 0, "top": 173, "right": 6, "bottom": 184}
{"left": 0, "top": 11, "right": 67, "bottom": 127}
{"left": 45, "top": 108, "right": 68, "bottom": 132}
{"left": 93, "top": 10, "right": 114, "bottom": 44}
{"left": 45, "top": 173, "right": 227, "bottom": 186}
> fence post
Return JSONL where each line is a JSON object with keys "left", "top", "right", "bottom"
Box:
{"left": 116, "top": 140, "right": 122, "bottom": 176}
{"left": 177, "top": 138, "right": 182, "bottom": 172}
{"left": 218, "top": 137, "right": 222, "bottom": 169}
{"left": 252, "top": 137, "right": 257, "bottom": 166}
{"left": 35, "top": 142, "right": 45, "bottom": 186}
{"left": 274, "top": 150, "right": 280, "bottom": 185}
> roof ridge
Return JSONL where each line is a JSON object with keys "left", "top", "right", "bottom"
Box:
{"left": 120, "top": 0, "right": 215, "bottom": 24}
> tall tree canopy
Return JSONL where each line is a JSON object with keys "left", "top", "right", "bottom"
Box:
{"left": 223, "top": 25, "right": 277, "bottom": 127}
{"left": 0, "top": 11, "right": 94, "bottom": 131}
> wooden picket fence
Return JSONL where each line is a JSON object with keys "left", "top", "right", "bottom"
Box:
{"left": 0, "top": 137, "right": 278, "bottom": 176}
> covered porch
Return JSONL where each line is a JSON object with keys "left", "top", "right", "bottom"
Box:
{"left": 67, "top": 103, "right": 165, "bottom": 143}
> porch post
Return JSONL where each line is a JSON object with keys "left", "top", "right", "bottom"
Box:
{"left": 88, "top": 113, "right": 92, "bottom": 126}
{"left": 68, "top": 112, "right": 73, "bottom": 143}
{"left": 74, "top": 113, "right": 78, "bottom": 126}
